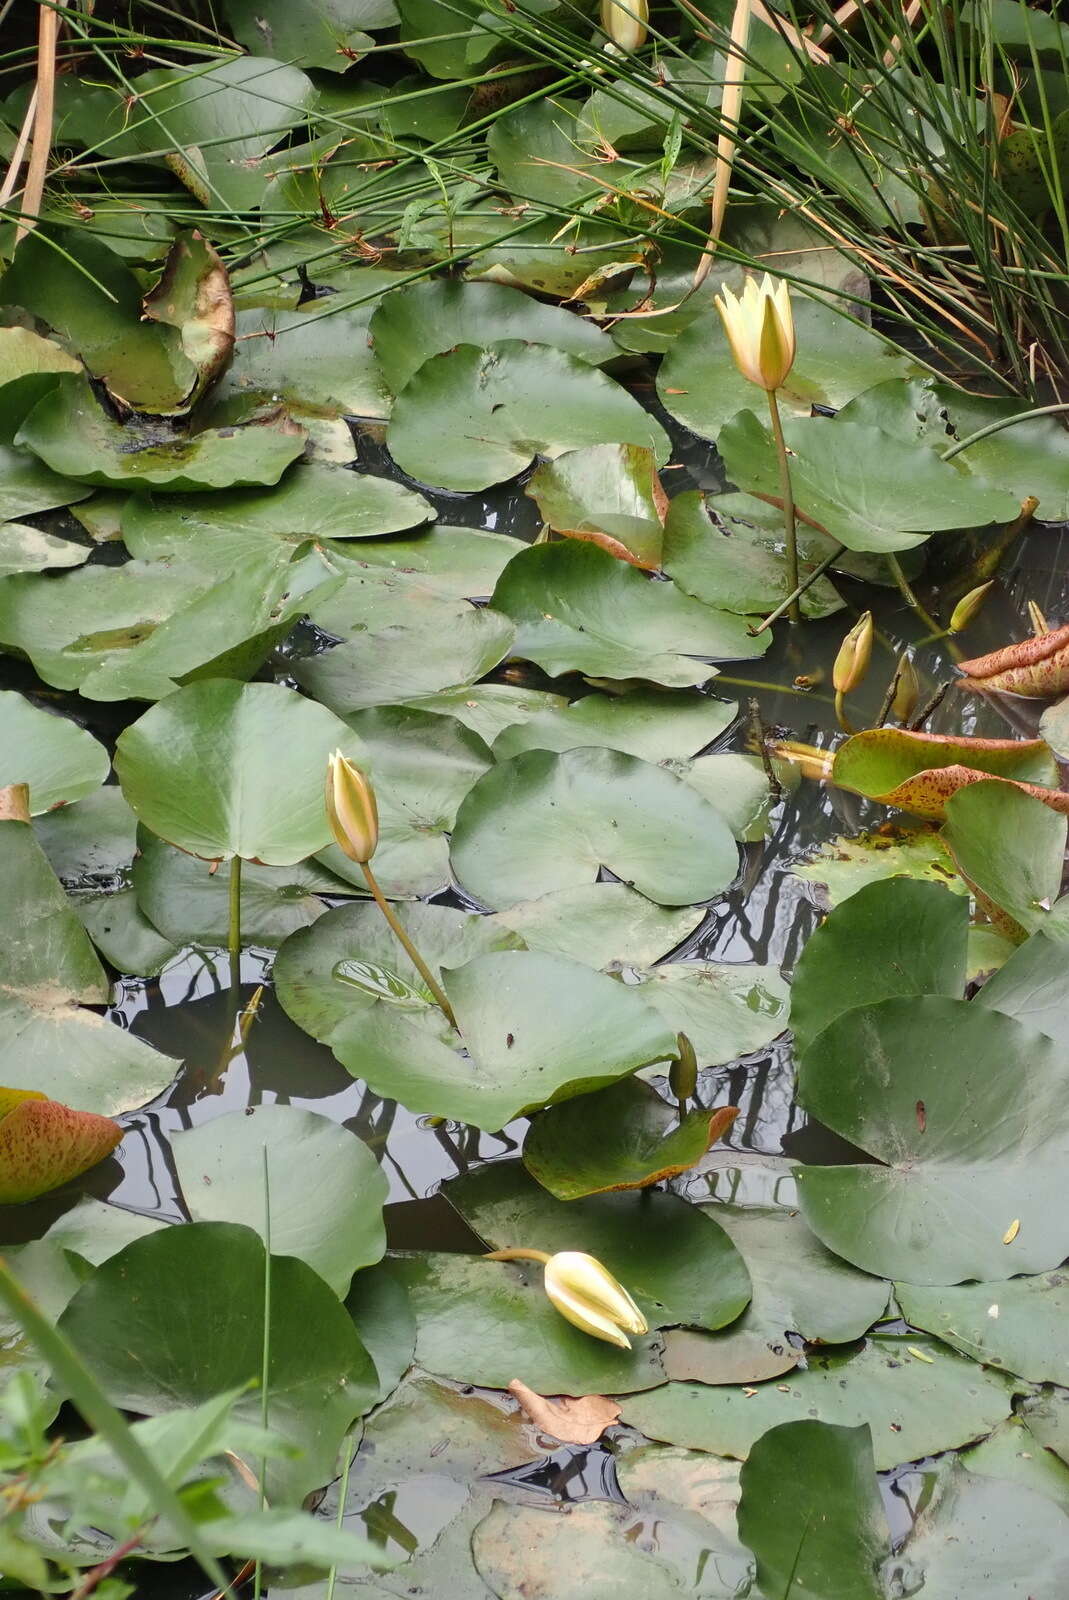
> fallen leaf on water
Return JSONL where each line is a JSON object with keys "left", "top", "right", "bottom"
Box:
{"left": 507, "top": 1379, "right": 621, "bottom": 1444}
{"left": 1003, "top": 1219, "right": 1021, "bottom": 1244}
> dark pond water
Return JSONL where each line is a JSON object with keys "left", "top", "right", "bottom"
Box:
{"left": 2, "top": 391, "right": 1066, "bottom": 1587}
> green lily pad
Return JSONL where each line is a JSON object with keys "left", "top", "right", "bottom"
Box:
{"left": 974, "top": 931, "right": 1069, "bottom": 1047}
{"left": 839, "top": 376, "right": 1069, "bottom": 521}
{"left": 668, "top": 752, "right": 792, "bottom": 843}
{"left": 790, "top": 878, "right": 969, "bottom": 1057}
{"left": 75, "top": 890, "right": 180, "bottom": 978}
{"left": 324, "top": 525, "right": 521, "bottom": 600}
{"left": 663, "top": 1206, "right": 889, "bottom": 1386}
{"left": 173, "top": 1106, "right": 387, "bottom": 1296}
{"left": 490, "top": 541, "right": 768, "bottom": 686}
{"left": 293, "top": 603, "right": 515, "bottom": 714}
{"left": 345, "top": 1263, "right": 416, "bottom": 1402}
{"left": 893, "top": 1464, "right": 1069, "bottom": 1598}
{"left": 525, "top": 445, "right": 666, "bottom": 568}
{"left": 661, "top": 491, "right": 844, "bottom": 619}
{"left": 718, "top": 410, "right": 1020, "bottom": 553}
{"left": 386, "top": 343, "right": 669, "bottom": 492}
{"left": 370, "top": 280, "right": 612, "bottom": 395}
{"left": 224, "top": 0, "right": 396, "bottom": 71}
{"left": 215, "top": 301, "right": 392, "bottom": 423}
{"left": 658, "top": 297, "right": 923, "bottom": 441}
{"left": 120, "top": 465, "right": 433, "bottom": 568}
{"left": 1039, "top": 695, "right": 1069, "bottom": 758}
{"left": 613, "top": 1446, "right": 751, "bottom": 1596}
{"left": 123, "top": 56, "right": 319, "bottom": 211}
{"left": 491, "top": 885, "right": 702, "bottom": 968}
{"left": 964, "top": 1417, "right": 1069, "bottom": 1514}
{"left": 634, "top": 962, "right": 790, "bottom": 1065}
{"left": 794, "top": 826, "right": 965, "bottom": 906}
{"left": 795, "top": 996, "right": 1069, "bottom": 1282}
{"left": 0, "top": 522, "right": 90, "bottom": 579}
{"left": 451, "top": 747, "right": 739, "bottom": 911}
{"left": 2, "top": 817, "right": 107, "bottom": 1005}
{"left": 620, "top": 1334, "right": 1016, "bottom": 1470}
{"left": 447, "top": 1160, "right": 751, "bottom": 1333}
{"left": 943, "top": 780, "right": 1067, "bottom": 935}
{"left": 832, "top": 728, "right": 1060, "bottom": 819}
{"left": 115, "top": 680, "right": 363, "bottom": 865}
{"left": 737, "top": 1421, "right": 889, "bottom": 1600}
{"left": 0, "top": 326, "right": 81, "bottom": 442}
{"left": 331, "top": 949, "right": 676, "bottom": 1130}
{"left": 392, "top": 1251, "right": 666, "bottom": 1396}
{"left": 0, "top": 228, "right": 197, "bottom": 413}
{"left": 34, "top": 786, "right": 140, "bottom": 888}
{"left": 314, "top": 707, "right": 492, "bottom": 899}
{"left": 522, "top": 1078, "right": 735, "bottom": 1200}
{"left": 274, "top": 899, "right": 522, "bottom": 1045}
{"left": 0, "top": 692, "right": 109, "bottom": 815}
{"left": 896, "top": 1272, "right": 1069, "bottom": 1385}
{"left": 42, "top": 1196, "right": 165, "bottom": 1266}
{"left": 17, "top": 375, "right": 306, "bottom": 492}
{"left": 403, "top": 684, "right": 569, "bottom": 744}
{"left": 0, "top": 444, "right": 92, "bottom": 522}
{"left": 306, "top": 563, "right": 509, "bottom": 645}
{"left": 58, "top": 1222, "right": 378, "bottom": 1505}
{"left": 492, "top": 689, "right": 737, "bottom": 764}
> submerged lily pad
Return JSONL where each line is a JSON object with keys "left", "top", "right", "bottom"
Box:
{"left": 116, "top": 680, "right": 363, "bottom": 865}
{"left": 331, "top": 949, "right": 676, "bottom": 1130}
{"left": 173, "top": 1106, "right": 387, "bottom": 1297}
{"left": 370, "top": 279, "right": 612, "bottom": 394}
{"left": 737, "top": 1421, "right": 889, "bottom": 1600}
{"left": 790, "top": 878, "right": 968, "bottom": 1057}
{"left": 522, "top": 1079, "right": 736, "bottom": 1200}
{"left": 796, "top": 997, "right": 1069, "bottom": 1282}
{"left": 392, "top": 1251, "right": 666, "bottom": 1397}
{"left": 17, "top": 375, "right": 306, "bottom": 492}
{"left": 0, "top": 692, "right": 109, "bottom": 815}
{"left": 451, "top": 747, "right": 739, "bottom": 910}
{"left": 621, "top": 1334, "right": 1015, "bottom": 1470}
{"left": 58, "top": 1222, "right": 378, "bottom": 1504}
{"left": 387, "top": 343, "right": 669, "bottom": 491}
{"left": 491, "top": 541, "right": 768, "bottom": 685}
{"left": 894, "top": 1464, "right": 1069, "bottom": 1598}
{"left": 663, "top": 1205, "right": 889, "bottom": 1386}
{"left": 794, "top": 826, "right": 965, "bottom": 906}
{"left": 447, "top": 1160, "right": 751, "bottom": 1333}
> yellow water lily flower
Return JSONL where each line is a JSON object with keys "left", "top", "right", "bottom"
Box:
{"left": 600, "top": 0, "right": 648, "bottom": 51}
{"left": 715, "top": 274, "right": 796, "bottom": 393}
{"left": 325, "top": 750, "right": 378, "bottom": 864}
{"left": 833, "top": 611, "right": 874, "bottom": 695}
{"left": 486, "top": 1247, "right": 648, "bottom": 1349}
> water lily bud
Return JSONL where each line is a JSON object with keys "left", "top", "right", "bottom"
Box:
{"left": 767, "top": 739, "right": 833, "bottom": 781}
{"left": 669, "top": 1032, "right": 698, "bottom": 1103}
{"left": 891, "top": 652, "right": 920, "bottom": 724}
{"left": 543, "top": 1251, "right": 648, "bottom": 1349}
{"left": 325, "top": 750, "right": 378, "bottom": 864}
{"left": 600, "top": 0, "right": 648, "bottom": 51}
{"left": 949, "top": 580, "right": 994, "bottom": 634}
{"left": 832, "top": 611, "right": 874, "bottom": 694}
{"left": 714, "top": 274, "right": 796, "bottom": 392}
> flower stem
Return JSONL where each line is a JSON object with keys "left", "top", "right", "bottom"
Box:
{"left": 834, "top": 689, "right": 855, "bottom": 735}
{"left": 228, "top": 855, "right": 242, "bottom": 979}
{"left": 766, "top": 387, "right": 800, "bottom": 623}
{"left": 749, "top": 542, "right": 846, "bottom": 635}
{"left": 886, "top": 553, "right": 942, "bottom": 636}
{"left": 360, "top": 861, "right": 457, "bottom": 1029}
{"left": 484, "top": 1248, "right": 552, "bottom": 1265}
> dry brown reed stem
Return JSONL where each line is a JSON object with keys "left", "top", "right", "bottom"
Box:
{"left": 15, "top": 2, "right": 59, "bottom": 244}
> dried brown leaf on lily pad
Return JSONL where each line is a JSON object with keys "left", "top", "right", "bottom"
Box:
{"left": 958, "top": 622, "right": 1069, "bottom": 697}
{"left": 508, "top": 1379, "right": 621, "bottom": 1444}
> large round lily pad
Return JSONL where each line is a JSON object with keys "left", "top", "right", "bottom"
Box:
{"left": 370, "top": 280, "right": 612, "bottom": 394}
{"left": 491, "top": 884, "right": 702, "bottom": 969}
{"left": 387, "top": 343, "right": 669, "bottom": 492}
{"left": 620, "top": 1334, "right": 1016, "bottom": 1470}
{"left": 58, "top": 1222, "right": 378, "bottom": 1504}
{"left": 173, "top": 1106, "right": 387, "bottom": 1296}
{"left": 446, "top": 1160, "right": 751, "bottom": 1334}
{"left": 795, "top": 996, "right": 1069, "bottom": 1283}
{"left": 491, "top": 541, "right": 768, "bottom": 685}
{"left": 896, "top": 1273, "right": 1069, "bottom": 1386}
{"left": 0, "top": 692, "right": 110, "bottom": 815}
{"left": 451, "top": 747, "right": 739, "bottom": 910}
{"left": 115, "top": 680, "right": 363, "bottom": 865}
{"left": 492, "top": 689, "right": 737, "bottom": 764}
{"left": 331, "top": 949, "right": 677, "bottom": 1130}
{"left": 525, "top": 444, "right": 667, "bottom": 568}
{"left": 894, "top": 1464, "right": 1069, "bottom": 1598}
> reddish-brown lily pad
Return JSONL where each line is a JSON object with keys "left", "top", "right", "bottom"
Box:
{"left": 831, "top": 728, "right": 1067, "bottom": 820}
{"left": 0, "top": 1088, "right": 122, "bottom": 1204}
{"left": 958, "top": 623, "right": 1069, "bottom": 698}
